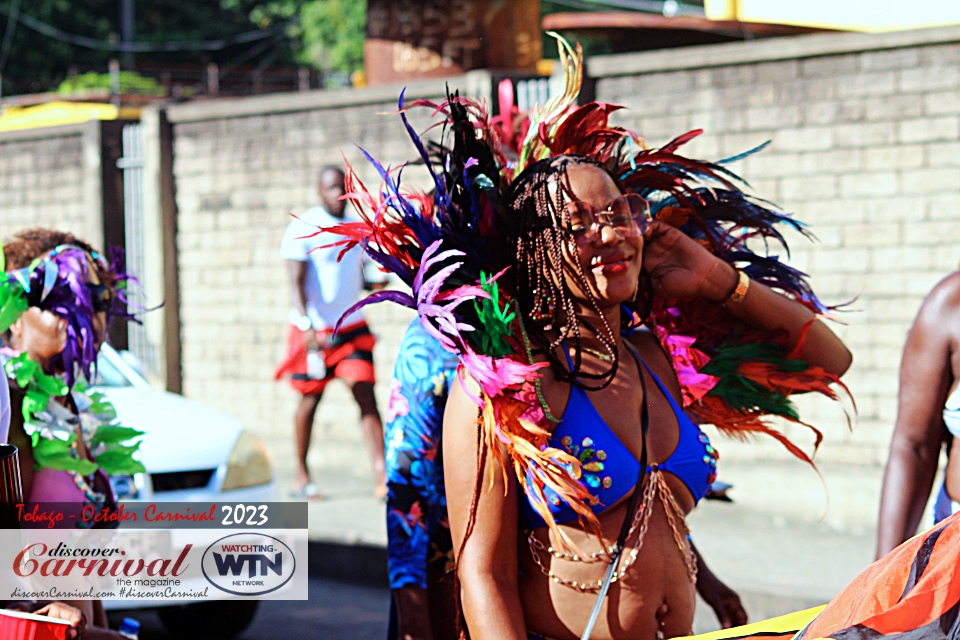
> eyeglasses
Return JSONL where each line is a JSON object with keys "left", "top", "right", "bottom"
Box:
{"left": 87, "top": 282, "right": 113, "bottom": 313}
{"left": 564, "top": 194, "right": 652, "bottom": 246}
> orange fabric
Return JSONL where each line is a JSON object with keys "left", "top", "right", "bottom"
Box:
{"left": 802, "top": 511, "right": 960, "bottom": 638}
{"left": 274, "top": 320, "right": 376, "bottom": 395}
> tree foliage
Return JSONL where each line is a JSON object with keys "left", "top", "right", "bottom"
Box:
{"left": 0, "top": 0, "right": 367, "bottom": 96}
{"left": 221, "top": 0, "right": 366, "bottom": 80}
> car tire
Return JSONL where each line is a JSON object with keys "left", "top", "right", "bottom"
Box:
{"left": 158, "top": 600, "right": 259, "bottom": 639}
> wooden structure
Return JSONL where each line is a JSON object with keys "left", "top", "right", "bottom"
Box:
{"left": 542, "top": 11, "right": 833, "bottom": 52}
{"left": 365, "top": 0, "right": 541, "bottom": 86}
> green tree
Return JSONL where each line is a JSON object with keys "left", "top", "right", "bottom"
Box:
{"left": 221, "top": 0, "right": 366, "bottom": 82}
{"left": 0, "top": 0, "right": 300, "bottom": 96}
{"left": 299, "top": 0, "right": 365, "bottom": 77}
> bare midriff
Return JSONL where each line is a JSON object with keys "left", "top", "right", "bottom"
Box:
{"left": 519, "top": 475, "right": 697, "bottom": 640}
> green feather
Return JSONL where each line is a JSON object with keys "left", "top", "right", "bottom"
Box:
{"left": 0, "top": 282, "right": 27, "bottom": 333}
{"left": 702, "top": 341, "right": 805, "bottom": 420}
{"left": 31, "top": 435, "right": 98, "bottom": 475}
{"left": 472, "top": 271, "right": 516, "bottom": 357}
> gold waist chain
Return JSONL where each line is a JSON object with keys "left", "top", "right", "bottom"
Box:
{"left": 527, "top": 468, "right": 698, "bottom": 593}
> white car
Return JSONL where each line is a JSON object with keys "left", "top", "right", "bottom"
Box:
{"left": 96, "top": 344, "right": 276, "bottom": 638}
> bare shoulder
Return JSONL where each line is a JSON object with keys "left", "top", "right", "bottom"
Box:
{"left": 923, "top": 272, "right": 960, "bottom": 308}
{"left": 915, "top": 272, "right": 960, "bottom": 334}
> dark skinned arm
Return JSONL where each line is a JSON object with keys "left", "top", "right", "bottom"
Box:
{"left": 693, "top": 543, "right": 747, "bottom": 629}
{"left": 443, "top": 374, "right": 527, "bottom": 640}
{"left": 393, "top": 585, "right": 432, "bottom": 640}
{"left": 642, "top": 221, "right": 853, "bottom": 377}
{"left": 286, "top": 259, "right": 317, "bottom": 349}
{"left": 876, "top": 275, "right": 959, "bottom": 558}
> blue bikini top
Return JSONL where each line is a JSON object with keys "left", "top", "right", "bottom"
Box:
{"left": 518, "top": 342, "right": 719, "bottom": 530}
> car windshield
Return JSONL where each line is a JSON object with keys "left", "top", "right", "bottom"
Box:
{"left": 92, "top": 351, "right": 134, "bottom": 387}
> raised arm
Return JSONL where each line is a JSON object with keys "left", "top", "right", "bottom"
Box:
{"left": 876, "top": 275, "right": 959, "bottom": 558}
{"left": 443, "top": 374, "right": 526, "bottom": 640}
{"left": 642, "top": 221, "right": 852, "bottom": 377}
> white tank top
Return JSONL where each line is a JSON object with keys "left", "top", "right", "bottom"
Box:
{"left": 945, "top": 385, "right": 960, "bottom": 438}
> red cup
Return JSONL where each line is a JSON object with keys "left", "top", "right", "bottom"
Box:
{"left": 0, "top": 609, "right": 71, "bottom": 640}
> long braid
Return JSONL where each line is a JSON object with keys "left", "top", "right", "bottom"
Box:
{"left": 505, "top": 155, "right": 625, "bottom": 390}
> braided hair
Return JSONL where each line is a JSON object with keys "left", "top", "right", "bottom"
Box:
{"left": 503, "top": 154, "right": 652, "bottom": 390}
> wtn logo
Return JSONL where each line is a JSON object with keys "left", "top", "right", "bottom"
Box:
{"left": 202, "top": 534, "right": 296, "bottom": 596}
{"left": 213, "top": 552, "right": 283, "bottom": 578}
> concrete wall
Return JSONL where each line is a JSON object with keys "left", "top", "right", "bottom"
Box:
{"left": 0, "top": 121, "right": 104, "bottom": 246}
{"left": 164, "top": 78, "right": 492, "bottom": 475}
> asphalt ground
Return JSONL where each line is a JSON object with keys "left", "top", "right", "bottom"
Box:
{"left": 111, "top": 578, "right": 390, "bottom": 640}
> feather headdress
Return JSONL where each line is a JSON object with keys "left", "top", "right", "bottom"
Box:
{"left": 0, "top": 242, "right": 146, "bottom": 478}
{"left": 320, "top": 37, "right": 850, "bottom": 547}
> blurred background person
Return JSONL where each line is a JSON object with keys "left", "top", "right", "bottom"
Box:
{"left": 1, "top": 228, "right": 140, "bottom": 639}
{"left": 275, "top": 165, "right": 386, "bottom": 499}
{"left": 384, "top": 318, "right": 459, "bottom": 640}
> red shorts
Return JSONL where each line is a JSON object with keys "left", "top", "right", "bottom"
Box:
{"left": 274, "top": 320, "right": 376, "bottom": 395}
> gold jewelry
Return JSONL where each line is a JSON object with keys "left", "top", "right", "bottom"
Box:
{"left": 721, "top": 268, "right": 750, "bottom": 305}
{"left": 526, "top": 468, "right": 697, "bottom": 592}
{"left": 568, "top": 345, "right": 613, "bottom": 363}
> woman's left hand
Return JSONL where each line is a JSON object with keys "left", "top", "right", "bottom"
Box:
{"left": 642, "top": 221, "right": 736, "bottom": 302}
{"left": 696, "top": 570, "right": 748, "bottom": 629}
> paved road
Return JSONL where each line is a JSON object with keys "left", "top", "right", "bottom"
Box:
{"left": 117, "top": 578, "right": 390, "bottom": 640}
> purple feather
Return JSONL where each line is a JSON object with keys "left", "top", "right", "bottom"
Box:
{"left": 333, "top": 289, "right": 416, "bottom": 337}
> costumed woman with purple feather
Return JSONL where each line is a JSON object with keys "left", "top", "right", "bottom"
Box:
{"left": 1, "top": 228, "right": 144, "bottom": 640}
{"left": 319, "top": 38, "right": 852, "bottom": 640}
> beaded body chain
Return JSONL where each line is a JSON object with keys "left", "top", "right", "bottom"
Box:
{"left": 527, "top": 466, "right": 697, "bottom": 592}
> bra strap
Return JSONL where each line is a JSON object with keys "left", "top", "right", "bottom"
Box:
{"left": 560, "top": 339, "right": 574, "bottom": 369}
{"left": 581, "top": 359, "right": 648, "bottom": 640}
{"left": 622, "top": 340, "right": 686, "bottom": 414}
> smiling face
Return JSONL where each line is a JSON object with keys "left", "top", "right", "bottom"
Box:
{"left": 555, "top": 163, "right": 643, "bottom": 311}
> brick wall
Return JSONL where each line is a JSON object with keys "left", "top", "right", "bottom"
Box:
{"left": 0, "top": 122, "right": 103, "bottom": 245}
{"left": 165, "top": 81, "right": 458, "bottom": 476}
{"left": 591, "top": 27, "right": 960, "bottom": 467}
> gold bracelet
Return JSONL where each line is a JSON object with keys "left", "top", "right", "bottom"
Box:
{"left": 721, "top": 269, "right": 750, "bottom": 305}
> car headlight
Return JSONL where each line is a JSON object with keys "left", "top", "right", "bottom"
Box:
{"left": 221, "top": 431, "right": 273, "bottom": 491}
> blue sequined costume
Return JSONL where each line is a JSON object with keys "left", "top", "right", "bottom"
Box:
{"left": 385, "top": 319, "right": 459, "bottom": 590}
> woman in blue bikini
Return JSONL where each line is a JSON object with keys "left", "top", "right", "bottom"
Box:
{"left": 441, "top": 157, "right": 851, "bottom": 640}
{"left": 323, "top": 41, "right": 852, "bottom": 640}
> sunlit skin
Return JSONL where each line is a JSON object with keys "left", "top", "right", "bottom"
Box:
{"left": 521, "top": 163, "right": 702, "bottom": 639}
{"left": 876, "top": 272, "right": 960, "bottom": 559}
{"left": 8, "top": 256, "right": 109, "bottom": 369}
{"left": 8, "top": 308, "right": 67, "bottom": 370}
{"left": 443, "top": 162, "right": 851, "bottom": 640}
{"left": 555, "top": 163, "right": 644, "bottom": 315}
